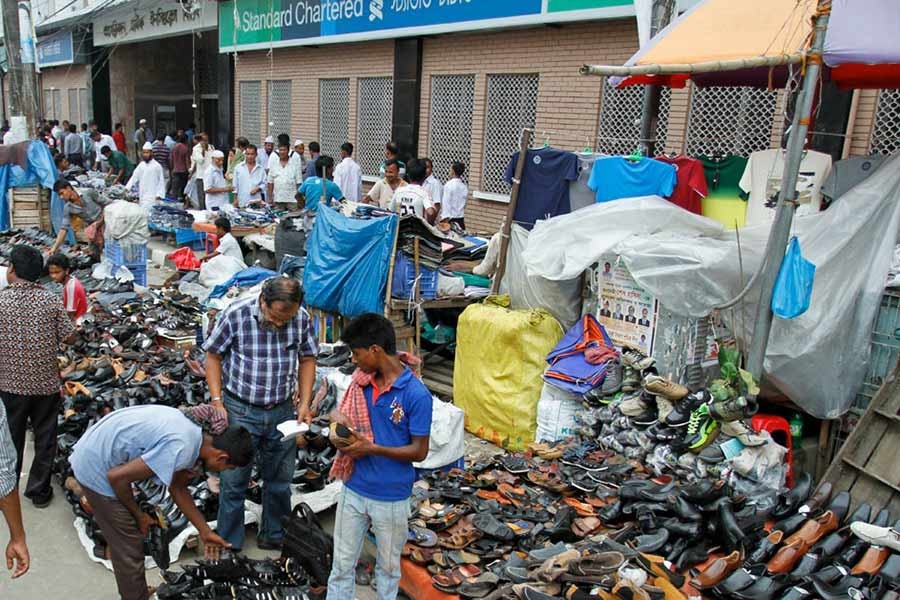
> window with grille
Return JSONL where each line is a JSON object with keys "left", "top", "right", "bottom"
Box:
{"left": 870, "top": 89, "right": 900, "bottom": 155}
{"left": 319, "top": 78, "right": 350, "bottom": 158}
{"left": 428, "top": 75, "right": 475, "bottom": 182}
{"left": 78, "top": 89, "right": 90, "bottom": 124}
{"left": 482, "top": 74, "right": 539, "bottom": 195}
{"left": 67, "top": 89, "right": 78, "bottom": 124}
{"left": 239, "top": 80, "right": 262, "bottom": 145}
{"left": 686, "top": 86, "right": 778, "bottom": 157}
{"left": 357, "top": 77, "right": 393, "bottom": 177}
{"left": 597, "top": 79, "right": 671, "bottom": 155}
{"left": 43, "top": 90, "right": 52, "bottom": 119}
{"left": 267, "top": 80, "right": 292, "bottom": 139}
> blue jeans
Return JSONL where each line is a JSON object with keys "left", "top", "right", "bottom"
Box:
{"left": 327, "top": 487, "right": 409, "bottom": 600}
{"left": 217, "top": 395, "right": 296, "bottom": 549}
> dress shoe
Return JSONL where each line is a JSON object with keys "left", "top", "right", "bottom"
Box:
{"left": 661, "top": 517, "right": 702, "bottom": 539}
{"left": 772, "top": 472, "right": 813, "bottom": 520}
{"left": 669, "top": 494, "right": 703, "bottom": 521}
{"left": 841, "top": 509, "right": 893, "bottom": 565}
{"left": 767, "top": 538, "right": 811, "bottom": 574}
{"left": 748, "top": 530, "right": 784, "bottom": 564}
{"left": 851, "top": 544, "right": 891, "bottom": 576}
{"left": 785, "top": 510, "right": 839, "bottom": 546}
{"left": 637, "top": 481, "right": 676, "bottom": 502}
{"left": 774, "top": 513, "right": 810, "bottom": 537}
{"left": 674, "top": 541, "right": 713, "bottom": 571}
{"left": 718, "top": 499, "right": 747, "bottom": 552}
{"left": 681, "top": 479, "right": 725, "bottom": 503}
{"left": 878, "top": 552, "right": 900, "bottom": 583}
{"left": 826, "top": 491, "right": 851, "bottom": 523}
{"left": 798, "top": 482, "right": 833, "bottom": 516}
{"left": 781, "top": 585, "right": 813, "bottom": 600}
{"left": 631, "top": 529, "right": 669, "bottom": 553}
{"left": 691, "top": 550, "right": 742, "bottom": 589}
{"left": 809, "top": 574, "right": 866, "bottom": 600}
{"left": 789, "top": 550, "right": 823, "bottom": 582}
{"left": 732, "top": 573, "right": 791, "bottom": 600}
{"left": 714, "top": 565, "right": 768, "bottom": 596}
{"left": 851, "top": 520, "right": 900, "bottom": 552}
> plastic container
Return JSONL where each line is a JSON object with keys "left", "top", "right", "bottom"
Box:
{"left": 175, "top": 228, "right": 206, "bottom": 248}
{"left": 105, "top": 239, "right": 148, "bottom": 268}
{"left": 127, "top": 265, "right": 148, "bottom": 286}
{"left": 391, "top": 252, "right": 438, "bottom": 300}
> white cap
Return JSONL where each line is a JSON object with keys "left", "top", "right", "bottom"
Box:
{"left": 139, "top": 118, "right": 147, "bottom": 124}
{"left": 211, "top": 150, "right": 225, "bottom": 159}
{"left": 264, "top": 136, "right": 274, "bottom": 144}
{"left": 142, "top": 141, "right": 153, "bottom": 151}
{"left": 293, "top": 139, "right": 304, "bottom": 147}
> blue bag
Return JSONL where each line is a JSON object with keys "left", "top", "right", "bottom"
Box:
{"left": 771, "top": 236, "right": 816, "bottom": 319}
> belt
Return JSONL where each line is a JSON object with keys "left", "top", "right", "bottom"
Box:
{"left": 224, "top": 388, "right": 289, "bottom": 411}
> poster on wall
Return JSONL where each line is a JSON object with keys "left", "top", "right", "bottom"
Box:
{"left": 595, "top": 257, "right": 658, "bottom": 356}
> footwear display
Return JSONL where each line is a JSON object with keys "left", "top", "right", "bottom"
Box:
{"left": 850, "top": 521, "right": 900, "bottom": 552}
{"left": 665, "top": 389, "right": 711, "bottom": 428}
{"left": 641, "top": 374, "right": 689, "bottom": 401}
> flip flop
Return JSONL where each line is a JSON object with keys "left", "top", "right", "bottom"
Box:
{"left": 458, "top": 572, "right": 501, "bottom": 599}
{"left": 498, "top": 455, "right": 530, "bottom": 474}
{"left": 409, "top": 546, "right": 441, "bottom": 565}
{"left": 409, "top": 526, "right": 438, "bottom": 547}
{"left": 473, "top": 513, "right": 516, "bottom": 542}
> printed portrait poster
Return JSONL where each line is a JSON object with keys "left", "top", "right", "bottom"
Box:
{"left": 596, "top": 258, "right": 658, "bottom": 355}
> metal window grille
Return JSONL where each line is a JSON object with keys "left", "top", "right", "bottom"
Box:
{"left": 482, "top": 74, "right": 539, "bottom": 194}
{"left": 597, "top": 79, "right": 671, "bottom": 155}
{"left": 870, "top": 89, "right": 900, "bottom": 155}
{"left": 319, "top": 78, "right": 350, "bottom": 158}
{"left": 67, "top": 89, "right": 79, "bottom": 124}
{"left": 686, "top": 86, "right": 778, "bottom": 157}
{"left": 357, "top": 77, "right": 393, "bottom": 177}
{"left": 267, "top": 80, "right": 292, "bottom": 139}
{"left": 239, "top": 80, "right": 262, "bottom": 145}
{"left": 43, "top": 90, "right": 52, "bottom": 119}
{"left": 428, "top": 74, "right": 475, "bottom": 181}
{"left": 78, "top": 89, "right": 90, "bottom": 124}
{"left": 44, "top": 89, "right": 62, "bottom": 120}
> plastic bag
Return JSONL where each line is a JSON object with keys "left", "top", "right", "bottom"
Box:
{"left": 771, "top": 236, "right": 816, "bottom": 319}
{"left": 167, "top": 247, "right": 201, "bottom": 271}
{"left": 184, "top": 176, "right": 198, "bottom": 206}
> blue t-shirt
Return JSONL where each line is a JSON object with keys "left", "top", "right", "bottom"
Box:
{"left": 69, "top": 405, "right": 203, "bottom": 497}
{"left": 298, "top": 177, "right": 344, "bottom": 212}
{"left": 345, "top": 368, "right": 433, "bottom": 502}
{"left": 588, "top": 156, "right": 677, "bottom": 203}
{"left": 504, "top": 147, "right": 579, "bottom": 230}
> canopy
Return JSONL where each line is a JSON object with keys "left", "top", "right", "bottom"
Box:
{"left": 588, "top": 0, "right": 900, "bottom": 90}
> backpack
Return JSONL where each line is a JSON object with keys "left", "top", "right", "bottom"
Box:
{"left": 281, "top": 502, "right": 333, "bottom": 586}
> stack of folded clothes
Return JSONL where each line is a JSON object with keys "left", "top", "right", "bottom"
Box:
{"left": 150, "top": 205, "right": 195, "bottom": 231}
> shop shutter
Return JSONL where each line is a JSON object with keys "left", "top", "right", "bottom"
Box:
{"left": 686, "top": 86, "right": 778, "bottom": 157}
{"left": 68, "top": 89, "right": 80, "bottom": 124}
{"left": 870, "top": 89, "right": 900, "bottom": 155}
{"left": 239, "top": 80, "right": 262, "bottom": 145}
{"left": 482, "top": 73, "right": 539, "bottom": 195}
{"left": 597, "top": 78, "right": 671, "bottom": 155}
{"left": 319, "top": 78, "right": 350, "bottom": 159}
{"left": 267, "top": 80, "right": 292, "bottom": 140}
{"left": 79, "top": 89, "right": 90, "bottom": 124}
{"left": 428, "top": 74, "right": 474, "bottom": 182}
{"left": 356, "top": 76, "right": 393, "bottom": 177}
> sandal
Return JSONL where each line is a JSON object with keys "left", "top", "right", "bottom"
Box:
{"left": 409, "top": 546, "right": 441, "bottom": 565}
{"left": 408, "top": 526, "right": 438, "bottom": 547}
{"left": 563, "top": 497, "right": 596, "bottom": 517}
{"left": 498, "top": 455, "right": 530, "bottom": 474}
{"left": 473, "top": 513, "right": 516, "bottom": 542}
{"left": 571, "top": 516, "right": 604, "bottom": 538}
{"left": 457, "top": 572, "right": 501, "bottom": 599}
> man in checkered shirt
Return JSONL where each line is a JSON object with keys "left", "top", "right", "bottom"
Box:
{"left": 204, "top": 277, "right": 318, "bottom": 551}
{"left": 0, "top": 401, "right": 29, "bottom": 578}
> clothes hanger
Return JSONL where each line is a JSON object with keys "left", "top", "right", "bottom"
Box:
{"left": 626, "top": 146, "right": 643, "bottom": 162}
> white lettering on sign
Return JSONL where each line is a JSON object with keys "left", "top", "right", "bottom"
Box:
{"left": 369, "top": 0, "right": 383, "bottom": 21}
{"left": 295, "top": 0, "right": 363, "bottom": 26}
{"left": 391, "top": 0, "right": 433, "bottom": 12}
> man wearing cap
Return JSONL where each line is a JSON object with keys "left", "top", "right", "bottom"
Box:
{"left": 204, "top": 150, "right": 231, "bottom": 211}
{"left": 126, "top": 142, "right": 167, "bottom": 213}
{"left": 133, "top": 119, "right": 152, "bottom": 158}
{"left": 260, "top": 136, "right": 274, "bottom": 172}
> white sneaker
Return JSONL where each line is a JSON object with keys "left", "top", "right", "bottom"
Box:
{"left": 622, "top": 348, "right": 655, "bottom": 371}
{"left": 850, "top": 522, "right": 900, "bottom": 551}
{"left": 720, "top": 420, "right": 768, "bottom": 447}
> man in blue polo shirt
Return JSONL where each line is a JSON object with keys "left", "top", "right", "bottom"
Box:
{"left": 318, "top": 313, "right": 432, "bottom": 600}
{"left": 298, "top": 154, "right": 344, "bottom": 213}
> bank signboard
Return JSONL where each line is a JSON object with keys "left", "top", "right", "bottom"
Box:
{"left": 94, "top": 0, "right": 218, "bottom": 47}
{"left": 37, "top": 30, "right": 74, "bottom": 68}
{"left": 219, "top": 0, "right": 634, "bottom": 52}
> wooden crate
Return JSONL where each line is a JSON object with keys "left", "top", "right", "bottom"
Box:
{"left": 10, "top": 186, "right": 51, "bottom": 231}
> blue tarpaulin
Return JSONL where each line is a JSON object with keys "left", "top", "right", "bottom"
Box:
{"left": 0, "top": 141, "right": 59, "bottom": 232}
{"left": 303, "top": 206, "right": 397, "bottom": 318}
{"left": 207, "top": 266, "right": 279, "bottom": 299}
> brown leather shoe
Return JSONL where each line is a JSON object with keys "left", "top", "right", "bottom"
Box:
{"left": 691, "top": 550, "right": 742, "bottom": 589}
{"left": 851, "top": 545, "right": 892, "bottom": 575}
{"left": 800, "top": 481, "right": 833, "bottom": 514}
{"left": 785, "top": 510, "right": 839, "bottom": 546}
{"left": 766, "top": 538, "right": 810, "bottom": 574}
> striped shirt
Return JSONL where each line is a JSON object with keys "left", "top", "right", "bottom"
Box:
{"left": 152, "top": 141, "right": 170, "bottom": 171}
{"left": 203, "top": 295, "right": 318, "bottom": 406}
{"left": 0, "top": 401, "right": 16, "bottom": 497}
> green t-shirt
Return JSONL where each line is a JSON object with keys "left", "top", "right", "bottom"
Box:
{"left": 108, "top": 150, "right": 135, "bottom": 179}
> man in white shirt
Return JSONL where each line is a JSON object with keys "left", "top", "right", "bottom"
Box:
{"left": 423, "top": 158, "right": 443, "bottom": 216}
{"left": 126, "top": 142, "right": 167, "bottom": 214}
{"left": 232, "top": 145, "right": 266, "bottom": 207}
{"left": 440, "top": 161, "right": 469, "bottom": 229}
{"left": 333, "top": 142, "right": 363, "bottom": 202}
{"left": 266, "top": 143, "right": 301, "bottom": 211}
{"left": 90, "top": 130, "right": 117, "bottom": 170}
{"left": 203, "top": 217, "right": 246, "bottom": 266}
{"left": 203, "top": 150, "right": 231, "bottom": 211}
{"left": 190, "top": 133, "right": 215, "bottom": 209}
{"left": 364, "top": 159, "right": 406, "bottom": 209}
{"left": 389, "top": 159, "right": 436, "bottom": 223}
{"left": 259, "top": 136, "right": 274, "bottom": 172}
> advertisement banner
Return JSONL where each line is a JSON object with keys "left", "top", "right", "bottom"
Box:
{"left": 94, "top": 0, "right": 218, "bottom": 47}
{"left": 219, "top": 0, "right": 633, "bottom": 52}
{"left": 595, "top": 257, "right": 658, "bottom": 356}
{"left": 37, "top": 30, "right": 74, "bottom": 67}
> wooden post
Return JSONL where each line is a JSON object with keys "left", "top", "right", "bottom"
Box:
{"left": 383, "top": 219, "right": 400, "bottom": 315}
{"left": 413, "top": 236, "right": 422, "bottom": 376}
{"left": 491, "top": 128, "right": 533, "bottom": 294}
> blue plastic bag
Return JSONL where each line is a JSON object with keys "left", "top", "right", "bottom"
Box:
{"left": 772, "top": 236, "right": 816, "bottom": 319}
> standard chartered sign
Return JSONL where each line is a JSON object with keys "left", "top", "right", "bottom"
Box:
{"left": 219, "top": 0, "right": 633, "bottom": 51}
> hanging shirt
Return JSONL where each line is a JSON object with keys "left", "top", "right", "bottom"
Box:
{"left": 504, "top": 147, "right": 579, "bottom": 230}
{"left": 569, "top": 153, "right": 605, "bottom": 212}
{"left": 233, "top": 161, "right": 267, "bottom": 206}
{"left": 698, "top": 154, "right": 749, "bottom": 228}
{"left": 821, "top": 154, "right": 888, "bottom": 204}
{"left": 126, "top": 159, "right": 167, "bottom": 212}
{"left": 298, "top": 176, "right": 344, "bottom": 212}
{"left": 389, "top": 184, "right": 434, "bottom": 219}
{"left": 655, "top": 155, "right": 708, "bottom": 215}
{"left": 441, "top": 178, "right": 469, "bottom": 220}
{"left": 333, "top": 156, "right": 363, "bottom": 202}
{"left": 587, "top": 156, "right": 677, "bottom": 203}
{"left": 739, "top": 149, "right": 832, "bottom": 227}
{"left": 267, "top": 159, "right": 302, "bottom": 205}
{"left": 203, "top": 166, "right": 229, "bottom": 210}
{"left": 424, "top": 175, "right": 443, "bottom": 207}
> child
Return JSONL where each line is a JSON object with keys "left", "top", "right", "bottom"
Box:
{"left": 47, "top": 253, "right": 88, "bottom": 321}
{"left": 441, "top": 161, "right": 468, "bottom": 229}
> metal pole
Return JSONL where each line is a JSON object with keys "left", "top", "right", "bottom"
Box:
{"left": 745, "top": 0, "right": 831, "bottom": 380}
{"left": 491, "top": 127, "right": 533, "bottom": 294}
{"left": 637, "top": 0, "right": 676, "bottom": 156}
{"left": 2, "top": 0, "right": 40, "bottom": 136}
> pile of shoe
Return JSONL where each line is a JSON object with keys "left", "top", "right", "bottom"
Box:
{"left": 0, "top": 227, "right": 95, "bottom": 268}
{"left": 151, "top": 205, "right": 196, "bottom": 231}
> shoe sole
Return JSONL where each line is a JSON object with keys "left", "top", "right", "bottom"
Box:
{"left": 633, "top": 418, "right": 658, "bottom": 426}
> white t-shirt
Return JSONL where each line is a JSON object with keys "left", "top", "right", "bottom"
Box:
{"left": 424, "top": 174, "right": 443, "bottom": 206}
{"left": 739, "top": 149, "right": 832, "bottom": 227}
{"left": 390, "top": 184, "right": 434, "bottom": 219}
{"left": 216, "top": 232, "right": 245, "bottom": 265}
{"left": 333, "top": 156, "right": 363, "bottom": 202}
{"left": 441, "top": 178, "right": 468, "bottom": 220}
{"left": 367, "top": 178, "right": 406, "bottom": 209}
{"left": 203, "top": 167, "right": 229, "bottom": 210}
{"left": 267, "top": 158, "right": 301, "bottom": 205}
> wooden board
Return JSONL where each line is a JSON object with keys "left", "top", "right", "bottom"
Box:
{"left": 9, "top": 186, "right": 51, "bottom": 230}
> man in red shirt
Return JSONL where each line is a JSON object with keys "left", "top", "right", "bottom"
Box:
{"left": 170, "top": 134, "right": 191, "bottom": 205}
{"left": 47, "top": 254, "right": 88, "bottom": 321}
{"left": 112, "top": 122, "right": 127, "bottom": 153}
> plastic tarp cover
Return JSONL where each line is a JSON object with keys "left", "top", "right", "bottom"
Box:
{"left": 208, "top": 266, "right": 278, "bottom": 299}
{"left": 1, "top": 141, "right": 57, "bottom": 231}
{"left": 504, "top": 224, "right": 582, "bottom": 330}
{"left": 453, "top": 295, "right": 564, "bottom": 450}
{"left": 303, "top": 206, "right": 397, "bottom": 318}
{"left": 522, "top": 156, "right": 900, "bottom": 419}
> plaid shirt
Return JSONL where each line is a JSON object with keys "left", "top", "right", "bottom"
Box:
{"left": 0, "top": 402, "right": 16, "bottom": 497}
{"left": 203, "top": 296, "right": 318, "bottom": 406}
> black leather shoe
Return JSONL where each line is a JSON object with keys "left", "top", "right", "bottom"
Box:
{"left": 781, "top": 584, "right": 813, "bottom": 600}
{"left": 789, "top": 551, "right": 822, "bottom": 582}
{"left": 669, "top": 494, "right": 703, "bottom": 521}
{"left": 632, "top": 529, "right": 669, "bottom": 553}
{"left": 681, "top": 479, "right": 726, "bottom": 503}
{"left": 772, "top": 472, "right": 813, "bottom": 520}
{"left": 810, "top": 575, "right": 866, "bottom": 599}
{"left": 718, "top": 499, "right": 747, "bottom": 552}
{"left": 675, "top": 541, "right": 713, "bottom": 571}
{"left": 732, "top": 573, "right": 791, "bottom": 599}
{"left": 747, "top": 530, "right": 784, "bottom": 564}
{"left": 598, "top": 501, "right": 623, "bottom": 523}
{"left": 826, "top": 491, "right": 851, "bottom": 523}
{"left": 662, "top": 517, "right": 702, "bottom": 538}
{"left": 638, "top": 481, "right": 677, "bottom": 502}
{"left": 714, "top": 565, "right": 768, "bottom": 596}
{"left": 774, "top": 512, "right": 809, "bottom": 537}
{"left": 880, "top": 552, "right": 900, "bottom": 584}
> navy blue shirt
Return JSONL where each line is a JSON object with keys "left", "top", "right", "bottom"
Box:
{"left": 504, "top": 147, "right": 579, "bottom": 230}
{"left": 345, "top": 368, "right": 433, "bottom": 502}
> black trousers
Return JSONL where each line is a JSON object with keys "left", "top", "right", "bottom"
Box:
{"left": 1, "top": 391, "right": 60, "bottom": 500}
{"left": 172, "top": 171, "right": 189, "bottom": 200}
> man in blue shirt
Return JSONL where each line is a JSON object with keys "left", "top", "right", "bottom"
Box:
{"left": 305, "top": 141, "right": 321, "bottom": 180}
{"left": 298, "top": 155, "right": 344, "bottom": 212}
{"left": 319, "top": 313, "right": 432, "bottom": 600}
{"left": 69, "top": 405, "right": 253, "bottom": 600}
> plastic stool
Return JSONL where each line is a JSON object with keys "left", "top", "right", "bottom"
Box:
{"left": 751, "top": 413, "right": 794, "bottom": 487}
{"left": 204, "top": 233, "right": 219, "bottom": 255}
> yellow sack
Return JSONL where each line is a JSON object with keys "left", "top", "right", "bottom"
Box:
{"left": 453, "top": 295, "right": 563, "bottom": 451}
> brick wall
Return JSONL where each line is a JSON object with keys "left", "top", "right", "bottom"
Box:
{"left": 39, "top": 65, "right": 90, "bottom": 124}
